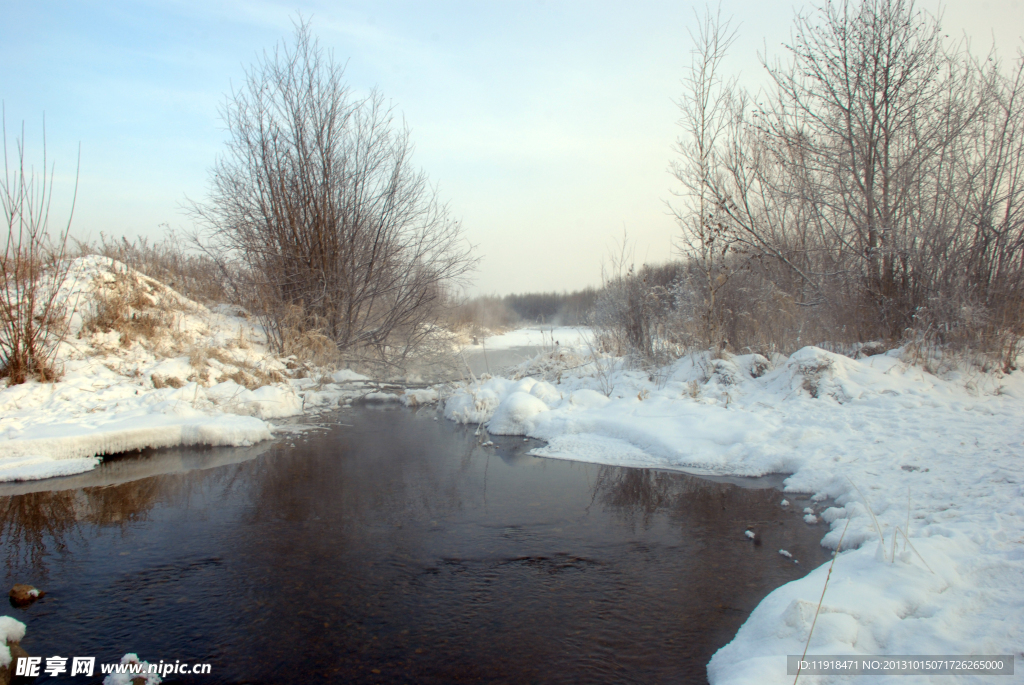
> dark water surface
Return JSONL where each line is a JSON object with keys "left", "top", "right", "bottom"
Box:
{"left": 0, "top": 407, "right": 829, "bottom": 684}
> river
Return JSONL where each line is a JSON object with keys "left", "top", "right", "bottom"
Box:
{"left": 0, "top": 406, "right": 828, "bottom": 684}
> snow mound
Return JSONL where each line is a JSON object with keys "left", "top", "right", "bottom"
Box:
{"left": 204, "top": 382, "right": 303, "bottom": 419}
{"left": 402, "top": 388, "right": 439, "bottom": 406}
{"left": 0, "top": 616, "right": 26, "bottom": 667}
{"left": 529, "top": 380, "right": 562, "bottom": 404}
{"left": 332, "top": 369, "right": 370, "bottom": 383}
{"left": 487, "top": 391, "right": 550, "bottom": 435}
{"left": 444, "top": 378, "right": 518, "bottom": 423}
{"left": 764, "top": 346, "right": 911, "bottom": 402}
{"left": 103, "top": 654, "right": 162, "bottom": 685}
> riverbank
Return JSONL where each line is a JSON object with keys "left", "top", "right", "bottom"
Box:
{"left": 445, "top": 334, "right": 1024, "bottom": 684}
{"left": 0, "top": 256, "right": 394, "bottom": 482}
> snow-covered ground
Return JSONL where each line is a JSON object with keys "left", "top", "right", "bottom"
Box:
{"left": 445, "top": 344, "right": 1024, "bottom": 683}
{"left": 0, "top": 256, "right": 406, "bottom": 482}
{"left": 475, "top": 326, "right": 592, "bottom": 351}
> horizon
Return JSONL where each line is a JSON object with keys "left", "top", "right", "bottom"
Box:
{"left": 4, "top": 0, "right": 1022, "bottom": 296}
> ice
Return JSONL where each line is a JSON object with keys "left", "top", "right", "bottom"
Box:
{"left": 0, "top": 454, "right": 102, "bottom": 482}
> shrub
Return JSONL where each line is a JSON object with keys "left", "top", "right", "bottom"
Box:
{"left": 188, "top": 20, "right": 476, "bottom": 370}
{"left": 0, "top": 113, "right": 77, "bottom": 384}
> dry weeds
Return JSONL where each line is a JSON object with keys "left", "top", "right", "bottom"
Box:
{"left": 81, "top": 268, "right": 175, "bottom": 347}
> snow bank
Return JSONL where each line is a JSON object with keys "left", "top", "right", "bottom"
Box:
{"left": 204, "top": 382, "right": 304, "bottom": 419}
{"left": 487, "top": 391, "right": 550, "bottom": 434}
{"left": 709, "top": 529, "right": 1024, "bottom": 684}
{"left": 0, "top": 616, "right": 26, "bottom": 667}
{"left": 444, "top": 345, "right": 1024, "bottom": 681}
{"left": 402, "top": 387, "right": 439, "bottom": 406}
{"left": 0, "top": 257, "right": 410, "bottom": 482}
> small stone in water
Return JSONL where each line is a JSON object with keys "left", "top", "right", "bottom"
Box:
{"left": 9, "top": 584, "right": 44, "bottom": 606}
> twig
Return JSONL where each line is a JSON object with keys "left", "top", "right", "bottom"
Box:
{"left": 795, "top": 518, "right": 850, "bottom": 685}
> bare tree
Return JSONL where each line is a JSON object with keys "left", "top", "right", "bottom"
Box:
{"left": 762, "top": 0, "right": 987, "bottom": 336}
{"left": 189, "top": 20, "right": 475, "bottom": 372}
{"left": 679, "top": 0, "right": 1024, "bottom": 364}
{"left": 670, "top": 6, "right": 739, "bottom": 349}
{"left": 1, "top": 109, "right": 78, "bottom": 384}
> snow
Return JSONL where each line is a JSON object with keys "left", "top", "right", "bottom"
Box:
{"left": 443, "top": 343, "right": 1024, "bottom": 683}
{"left": 331, "top": 369, "right": 370, "bottom": 383}
{"left": 401, "top": 387, "right": 440, "bottom": 406}
{"left": 103, "top": 654, "right": 161, "bottom": 685}
{"left": 472, "top": 326, "right": 591, "bottom": 351}
{"left": 0, "top": 257, "right": 413, "bottom": 482}
{"left": 487, "top": 391, "right": 550, "bottom": 435}
{"left": 0, "top": 616, "right": 26, "bottom": 667}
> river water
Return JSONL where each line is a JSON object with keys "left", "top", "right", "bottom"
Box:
{"left": 0, "top": 406, "right": 828, "bottom": 684}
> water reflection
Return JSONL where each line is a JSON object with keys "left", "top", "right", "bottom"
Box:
{"left": 0, "top": 442, "right": 272, "bottom": 580}
{"left": 0, "top": 490, "right": 80, "bottom": 576}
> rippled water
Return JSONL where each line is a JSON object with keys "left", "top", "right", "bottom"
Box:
{"left": 0, "top": 406, "right": 828, "bottom": 684}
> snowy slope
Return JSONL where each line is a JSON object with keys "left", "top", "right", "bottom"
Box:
{"left": 445, "top": 345, "right": 1024, "bottom": 683}
{"left": 0, "top": 256, "right": 380, "bottom": 482}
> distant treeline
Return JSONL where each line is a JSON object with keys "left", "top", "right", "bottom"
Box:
{"left": 451, "top": 287, "right": 599, "bottom": 329}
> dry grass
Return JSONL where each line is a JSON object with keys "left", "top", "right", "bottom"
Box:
{"left": 278, "top": 305, "right": 342, "bottom": 368}
{"left": 218, "top": 363, "right": 287, "bottom": 389}
{"left": 151, "top": 374, "right": 184, "bottom": 389}
{"left": 78, "top": 234, "right": 231, "bottom": 305}
{"left": 198, "top": 346, "right": 286, "bottom": 388}
{"left": 799, "top": 359, "right": 834, "bottom": 398}
{"left": 80, "top": 267, "right": 175, "bottom": 347}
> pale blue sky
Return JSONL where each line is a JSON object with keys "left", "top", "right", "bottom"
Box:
{"left": 3, "top": 0, "right": 1022, "bottom": 294}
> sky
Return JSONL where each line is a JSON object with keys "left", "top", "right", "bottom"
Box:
{"left": 3, "top": 0, "right": 1023, "bottom": 296}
